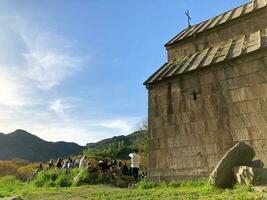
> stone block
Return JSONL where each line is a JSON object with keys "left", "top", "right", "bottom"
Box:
{"left": 233, "top": 166, "right": 267, "bottom": 186}
{"left": 246, "top": 99, "right": 261, "bottom": 113}
{"left": 224, "top": 67, "right": 240, "bottom": 79}
{"left": 230, "top": 88, "right": 247, "bottom": 103}
{"left": 230, "top": 102, "right": 248, "bottom": 115}
{"left": 1, "top": 197, "right": 22, "bottom": 200}
{"left": 191, "top": 121, "right": 205, "bottom": 134}
{"left": 249, "top": 160, "right": 264, "bottom": 168}
{"left": 229, "top": 115, "right": 244, "bottom": 129}
{"left": 209, "top": 142, "right": 255, "bottom": 188}
{"left": 244, "top": 87, "right": 256, "bottom": 100}
{"left": 230, "top": 128, "right": 250, "bottom": 141}
{"left": 260, "top": 97, "right": 267, "bottom": 111}
{"left": 214, "top": 69, "right": 225, "bottom": 81}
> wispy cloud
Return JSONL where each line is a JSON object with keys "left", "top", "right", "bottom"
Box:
{"left": 23, "top": 31, "right": 83, "bottom": 89}
{"left": 49, "top": 99, "right": 66, "bottom": 114}
{"left": 0, "top": 13, "right": 142, "bottom": 145}
{"left": 98, "top": 119, "right": 137, "bottom": 134}
{"left": 0, "top": 15, "right": 84, "bottom": 105}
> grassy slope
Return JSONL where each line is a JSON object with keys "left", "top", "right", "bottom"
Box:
{"left": 1, "top": 176, "right": 267, "bottom": 200}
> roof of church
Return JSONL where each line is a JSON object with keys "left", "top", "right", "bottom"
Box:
{"left": 165, "top": 0, "right": 267, "bottom": 47}
{"left": 144, "top": 29, "right": 267, "bottom": 85}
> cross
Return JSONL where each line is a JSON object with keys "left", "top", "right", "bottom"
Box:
{"left": 191, "top": 90, "right": 200, "bottom": 101}
{"left": 185, "top": 10, "right": 192, "bottom": 28}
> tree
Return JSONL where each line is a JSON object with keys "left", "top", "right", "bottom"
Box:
{"left": 135, "top": 118, "right": 149, "bottom": 155}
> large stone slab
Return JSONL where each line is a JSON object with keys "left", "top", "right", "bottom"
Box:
{"left": 209, "top": 142, "right": 255, "bottom": 188}
{"left": 233, "top": 166, "right": 267, "bottom": 186}
{"left": 252, "top": 186, "right": 267, "bottom": 192}
{"left": 249, "top": 160, "right": 264, "bottom": 168}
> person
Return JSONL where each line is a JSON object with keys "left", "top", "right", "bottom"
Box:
{"left": 122, "top": 162, "right": 129, "bottom": 176}
{"left": 117, "top": 161, "right": 123, "bottom": 170}
{"left": 35, "top": 163, "right": 43, "bottom": 174}
{"left": 74, "top": 159, "right": 80, "bottom": 168}
{"left": 98, "top": 160, "right": 105, "bottom": 172}
{"left": 56, "top": 158, "right": 63, "bottom": 169}
{"left": 62, "top": 160, "right": 68, "bottom": 169}
{"left": 129, "top": 150, "right": 141, "bottom": 182}
{"left": 67, "top": 157, "right": 74, "bottom": 169}
{"left": 87, "top": 161, "right": 96, "bottom": 173}
{"left": 79, "top": 155, "right": 87, "bottom": 169}
{"left": 103, "top": 158, "right": 110, "bottom": 171}
{"left": 113, "top": 159, "right": 118, "bottom": 167}
{"left": 48, "top": 160, "right": 54, "bottom": 169}
{"left": 141, "top": 168, "right": 148, "bottom": 180}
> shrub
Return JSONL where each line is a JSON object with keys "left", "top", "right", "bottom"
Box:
{"left": 0, "top": 162, "right": 18, "bottom": 177}
{"left": 17, "top": 163, "right": 39, "bottom": 181}
{"left": 33, "top": 170, "right": 58, "bottom": 187}
{"left": 55, "top": 171, "right": 72, "bottom": 187}
{"left": 97, "top": 172, "right": 115, "bottom": 185}
{"left": 0, "top": 159, "right": 37, "bottom": 181}
{"left": 72, "top": 169, "right": 93, "bottom": 186}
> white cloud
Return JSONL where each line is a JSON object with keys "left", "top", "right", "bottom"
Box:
{"left": 49, "top": 99, "right": 66, "bottom": 114}
{"left": 23, "top": 31, "right": 83, "bottom": 89}
{"left": 98, "top": 118, "right": 139, "bottom": 134}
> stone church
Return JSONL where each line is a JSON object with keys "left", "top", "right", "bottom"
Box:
{"left": 144, "top": 0, "right": 267, "bottom": 181}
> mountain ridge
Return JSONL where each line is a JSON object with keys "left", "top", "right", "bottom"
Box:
{"left": 0, "top": 129, "right": 84, "bottom": 162}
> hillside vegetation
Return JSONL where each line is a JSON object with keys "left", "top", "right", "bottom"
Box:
{"left": 0, "top": 130, "right": 84, "bottom": 162}
{"left": 85, "top": 130, "right": 147, "bottom": 160}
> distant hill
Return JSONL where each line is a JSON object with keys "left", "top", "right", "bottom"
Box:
{"left": 85, "top": 130, "right": 146, "bottom": 159}
{"left": 0, "top": 130, "right": 84, "bottom": 162}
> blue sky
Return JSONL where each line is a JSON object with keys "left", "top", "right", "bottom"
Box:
{"left": 0, "top": 0, "right": 248, "bottom": 145}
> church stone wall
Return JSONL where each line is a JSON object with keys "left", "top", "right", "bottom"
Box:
{"left": 167, "top": 8, "right": 267, "bottom": 62}
{"left": 148, "top": 51, "right": 267, "bottom": 181}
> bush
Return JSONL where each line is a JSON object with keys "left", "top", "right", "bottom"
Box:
{"left": 72, "top": 169, "right": 93, "bottom": 186}
{"left": 31, "top": 168, "right": 132, "bottom": 188}
{"left": 17, "top": 163, "right": 39, "bottom": 181}
{"left": 33, "top": 170, "right": 58, "bottom": 187}
{"left": 97, "top": 172, "right": 115, "bottom": 185}
{"left": 55, "top": 170, "right": 72, "bottom": 187}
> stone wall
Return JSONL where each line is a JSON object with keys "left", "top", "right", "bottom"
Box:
{"left": 148, "top": 51, "right": 267, "bottom": 181}
{"left": 167, "top": 8, "right": 267, "bottom": 62}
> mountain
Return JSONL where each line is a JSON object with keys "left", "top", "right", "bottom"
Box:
{"left": 85, "top": 130, "right": 147, "bottom": 159}
{"left": 0, "top": 129, "right": 84, "bottom": 162}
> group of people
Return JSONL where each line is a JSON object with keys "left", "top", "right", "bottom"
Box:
{"left": 35, "top": 149, "right": 145, "bottom": 182}
{"left": 48, "top": 157, "right": 80, "bottom": 170}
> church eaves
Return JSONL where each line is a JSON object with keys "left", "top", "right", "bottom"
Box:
{"left": 144, "top": 29, "right": 267, "bottom": 85}
{"left": 165, "top": 0, "right": 267, "bottom": 48}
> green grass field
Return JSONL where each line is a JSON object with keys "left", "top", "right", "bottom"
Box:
{"left": 1, "top": 176, "right": 267, "bottom": 200}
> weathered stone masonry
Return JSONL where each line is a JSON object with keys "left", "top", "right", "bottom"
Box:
{"left": 144, "top": 0, "right": 267, "bottom": 181}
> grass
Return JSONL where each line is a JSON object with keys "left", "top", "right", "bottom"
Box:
{"left": 1, "top": 176, "right": 267, "bottom": 200}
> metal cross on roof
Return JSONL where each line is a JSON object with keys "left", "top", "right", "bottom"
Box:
{"left": 185, "top": 10, "right": 192, "bottom": 28}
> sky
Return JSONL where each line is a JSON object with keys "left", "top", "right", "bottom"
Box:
{"left": 0, "top": 0, "right": 248, "bottom": 145}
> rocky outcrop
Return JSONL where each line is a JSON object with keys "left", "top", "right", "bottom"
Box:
{"left": 209, "top": 142, "right": 255, "bottom": 188}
